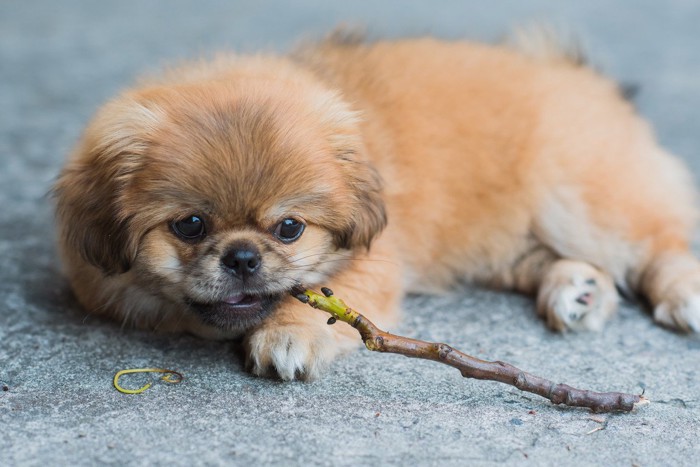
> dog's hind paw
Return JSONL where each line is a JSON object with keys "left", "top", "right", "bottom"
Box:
{"left": 654, "top": 287, "right": 700, "bottom": 332}
{"left": 537, "top": 260, "right": 619, "bottom": 332}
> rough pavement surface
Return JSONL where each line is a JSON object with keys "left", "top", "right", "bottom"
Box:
{"left": 2, "top": 1, "right": 699, "bottom": 465}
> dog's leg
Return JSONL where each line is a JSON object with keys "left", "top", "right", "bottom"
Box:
{"left": 505, "top": 246, "right": 619, "bottom": 331}
{"left": 245, "top": 239, "right": 402, "bottom": 381}
{"left": 639, "top": 251, "right": 700, "bottom": 332}
{"left": 529, "top": 157, "right": 699, "bottom": 332}
{"left": 244, "top": 295, "right": 361, "bottom": 381}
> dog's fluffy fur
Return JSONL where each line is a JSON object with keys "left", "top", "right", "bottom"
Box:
{"left": 54, "top": 31, "right": 700, "bottom": 380}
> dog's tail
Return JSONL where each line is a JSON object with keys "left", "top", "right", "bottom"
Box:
{"left": 506, "top": 24, "right": 641, "bottom": 102}
{"left": 506, "top": 23, "right": 588, "bottom": 67}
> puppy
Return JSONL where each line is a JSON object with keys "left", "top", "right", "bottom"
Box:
{"left": 54, "top": 30, "right": 700, "bottom": 381}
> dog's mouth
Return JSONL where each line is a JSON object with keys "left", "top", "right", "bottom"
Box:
{"left": 187, "top": 292, "right": 284, "bottom": 331}
{"left": 222, "top": 293, "right": 262, "bottom": 308}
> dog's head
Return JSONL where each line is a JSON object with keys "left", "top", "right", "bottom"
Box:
{"left": 54, "top": 58, "right": 386, "bottom": 331}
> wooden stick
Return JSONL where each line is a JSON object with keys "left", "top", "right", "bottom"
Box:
{"left": 294, "top": 287, "right": 648, "bottom": 413}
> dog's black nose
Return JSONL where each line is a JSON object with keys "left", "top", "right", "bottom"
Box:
{"left": 221, "top": 243, "right": 262, "bottom": 278}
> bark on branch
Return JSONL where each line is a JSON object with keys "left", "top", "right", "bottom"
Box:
{"left": 293, "top": 287, "right": 648, "bottom": 413}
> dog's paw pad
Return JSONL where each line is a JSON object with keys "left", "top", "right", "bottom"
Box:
{"left": 574, "top": 292, "right": 593, "bottom": 306}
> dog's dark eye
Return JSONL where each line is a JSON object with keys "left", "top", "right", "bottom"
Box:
{"left": 274, "top": 218, "right": 305, "bottom": 243}
{"left": 172, "top": 215, "right": 206, "bottom": 241}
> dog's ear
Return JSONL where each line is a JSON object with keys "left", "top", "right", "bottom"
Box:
{"left": 313, "top": 97, "right": 387, "bottom": 251}
{"left": 333, "top": 150, "right": 387, "bottom": 250}
{"left": 53, "top": 98, "right": 162, "bottom": 274}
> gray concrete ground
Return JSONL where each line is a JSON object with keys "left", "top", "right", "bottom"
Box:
{"left": 2, "top": 1, "right": 699, "bottom": 465}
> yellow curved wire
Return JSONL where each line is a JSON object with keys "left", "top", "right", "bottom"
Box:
{"left": 113, "top": 368, "right": 183, "bottom": 394}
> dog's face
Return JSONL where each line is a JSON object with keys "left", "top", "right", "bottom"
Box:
{"left": 54, "top": 65, "right": 386, "bottom": 332}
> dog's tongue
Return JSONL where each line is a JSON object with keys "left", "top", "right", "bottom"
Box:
{"left": 224, "top": 294, "right": 246, "bottom": 305}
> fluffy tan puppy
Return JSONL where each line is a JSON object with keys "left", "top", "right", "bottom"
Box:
{"left": 54, "top": 30, "right": 700, "bottom": 380}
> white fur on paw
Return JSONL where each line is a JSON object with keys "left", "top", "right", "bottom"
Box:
{"left": 654, "top": 293, "right": 700, "bottom": 332}
{"left": 245, "top": 324, "right": 340, "bottom": 381}
{"left": 538, "top": 262, "right": 618, "bottom": 332}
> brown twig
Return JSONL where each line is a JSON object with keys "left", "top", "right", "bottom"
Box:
{"left": 293, "top": 288, "right": 648, "bottom": 413}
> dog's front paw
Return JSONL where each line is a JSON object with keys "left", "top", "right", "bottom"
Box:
{"left": 245, "top": 315, "right": 355, "bottom": 381}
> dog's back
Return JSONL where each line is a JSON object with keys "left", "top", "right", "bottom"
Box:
{"left": 299, "top": 34, "right": 700, "bottom": 331}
